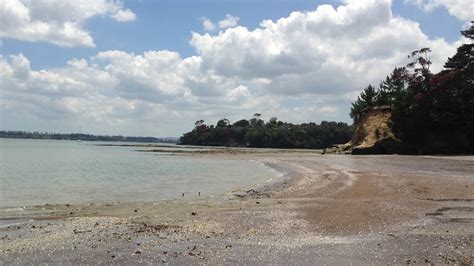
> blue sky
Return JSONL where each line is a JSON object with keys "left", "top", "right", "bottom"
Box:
{"left": 2, "top": 0, "right": 464, "bottom": 68}
{"left": 0, "top": 0, "right": 472, "bottom": 136}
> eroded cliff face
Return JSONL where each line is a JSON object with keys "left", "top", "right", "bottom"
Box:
{"left": 351, "top": 106, "right": 401, "bottom": 154}
{"left": 324, "top": 107, "right": 401, "bottom": 155}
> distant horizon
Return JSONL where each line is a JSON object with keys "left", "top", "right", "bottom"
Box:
{"left": 0, "top": 130, "right": 179, "bottom": 140}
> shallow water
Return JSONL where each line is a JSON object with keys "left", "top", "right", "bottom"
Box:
{"left": 0, "top": 139, "right": 278, "bottom": 207}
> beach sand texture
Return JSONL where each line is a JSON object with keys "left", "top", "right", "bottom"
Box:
{"left": 1, "top": 150, "right": 473, "bottom": 265}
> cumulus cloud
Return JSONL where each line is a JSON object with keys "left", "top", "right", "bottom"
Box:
{"left": 201, "top": 17, "right": 216, "bottom": 31}
{"left": 0, "top": 0, "right": 136, "bottom": 47}
{"left": 190, "top": 0, "right": 459, "bottom": 95}
{"left": 218, "top": 14, "right": 239, "bottom": 29}
{"left": 0, "top": 0, "right": 466, "bottom": 136}
{"left": 406, "top": 0, "right": 474, "bottom": 22}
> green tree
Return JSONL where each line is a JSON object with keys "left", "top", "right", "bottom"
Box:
{"left": 216, "top": 118, "right": 230, "bottom": 128}
{"left": 350, "top": 85, "right": 378, "bottom": 123}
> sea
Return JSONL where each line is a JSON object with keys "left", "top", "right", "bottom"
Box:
{"left": 0, "top": 138, "right": 280, "bottom": 208}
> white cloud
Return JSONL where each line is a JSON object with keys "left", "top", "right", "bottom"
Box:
{"left": 190, "top": 0, "right": 459, "bottom": 95}
{"left": 218, "top": 14, "right": 239, "bottom": 29}
{"left": 0, "top": 0, "right": 466, "bottom": 136}
{"left": 112, "top": 9, "right": 136, "bottom": 22}
{"left": 406, "top": 0, "right": 474, "bottom": 22}
{"left": 201, "top": 17, "right": 216, "bottom": 31}
{"left": 0, "top": 0, "right": 136, "bottom": 47}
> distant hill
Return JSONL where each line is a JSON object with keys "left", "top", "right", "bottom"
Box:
{"left": 0, "top": 130, "right": 178, "bottom": 143}
{"left": 179, "top": 116, "right": 353, "bottom": 149}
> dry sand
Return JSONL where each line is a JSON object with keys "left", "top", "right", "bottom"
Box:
{"left": 1, "top": 150, "right": 473, "bottom": 265}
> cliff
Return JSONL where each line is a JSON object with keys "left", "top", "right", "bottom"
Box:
{"left": 324, "top": 106, "right": 401, "bottom": 155}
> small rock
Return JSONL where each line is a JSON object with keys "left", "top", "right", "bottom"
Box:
{"left": 191, "top": 212, "right": 197, "bottom": 216}
{"left": 135, "top": 250, "right": 142, "bottom": 255}
{"left": 225, "top": 245, "right": 232, "bottom": 249}
{"left": 134, "top": 209, "right": 138, "bottom": 212}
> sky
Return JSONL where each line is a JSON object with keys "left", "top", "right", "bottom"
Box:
{"left": 0, "top": 0, "right": 472, "bottom": 137}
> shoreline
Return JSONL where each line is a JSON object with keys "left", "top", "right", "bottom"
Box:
{"left": 1, "top": 151, "right": 473, "bottom": 264}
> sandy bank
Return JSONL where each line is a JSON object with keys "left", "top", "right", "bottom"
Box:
{"left": 1, "top": 151, "right": 473, "bottom": 264}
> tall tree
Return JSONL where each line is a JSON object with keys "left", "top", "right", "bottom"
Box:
{"left": 350, "top": 85, "right": 377, "bottom": 123}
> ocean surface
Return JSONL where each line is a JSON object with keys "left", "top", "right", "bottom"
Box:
{"left": 0, "top": 139, "right": 279, "bottom": 207}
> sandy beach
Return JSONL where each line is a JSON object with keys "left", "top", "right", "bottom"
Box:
{"left": 1, "top": 150, "right": 473, "bottom": 265}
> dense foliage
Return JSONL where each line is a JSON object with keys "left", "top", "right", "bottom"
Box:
{"left": 0, "top": 130, "right": 177, "bottom": 143}
{"left": 180, "top": 115, "right": 353, "bottom": 149}
{"left": 350, "top": 23, "right": 474, "bottom": 154}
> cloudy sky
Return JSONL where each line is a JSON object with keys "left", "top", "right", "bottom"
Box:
{"left": 0, "top": 0, "right": 472, "bottom": 137}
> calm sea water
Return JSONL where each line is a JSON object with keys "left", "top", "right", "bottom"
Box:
{"left": 0, "top": 139, "right": 278, "bottom": 207}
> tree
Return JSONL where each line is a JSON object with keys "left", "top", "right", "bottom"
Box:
{"left": 444, "top": 22, "right": 474, "bottom": 70}
{"left": 250, "top": 113, "right": 264, "bottom": 127}
{"left": 194, "top": 120, "right": 204, "bottom": 128}
{"left": 233, "top": 119, "right": 250, "bottom": 127}
{"left": 349, "top": 22, "right": 474, "bottom": 153}
{"left": 350, "top": 85, "right": 377, "bottom": 123}
{"left": 180, "top": 116, "right": 352, "bottom": 149}
{"left": 216, "top": 118, "right": 230, "bottom": 128}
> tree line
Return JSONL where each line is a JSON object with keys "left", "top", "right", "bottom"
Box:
{"left": 350, "top": 22, "right": 474, "bottom": 154}
{"left": 0, "top": 130, "right": 177, "bottom": 143}
{"left": 180, "top": 114, "right": 353, "bottom": 149}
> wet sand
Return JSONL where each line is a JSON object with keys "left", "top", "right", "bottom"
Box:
{"left": 1, "top": 150, "right": 473, "bottom": 265}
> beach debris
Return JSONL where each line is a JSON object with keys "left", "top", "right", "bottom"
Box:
{"left": 134, "top": 209, "right": 138, "bottom": 212}
{"left": 73, "top": 229, "right": 91, "bottom": 234}
{"left": 134, "top": 250, "right": 142, "bottom": 255}
{"left": 191, "top": 212, "right": 197, "bottom": 216}
{"left": 225, "top": 244, "right": 232, "bottom": 249}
